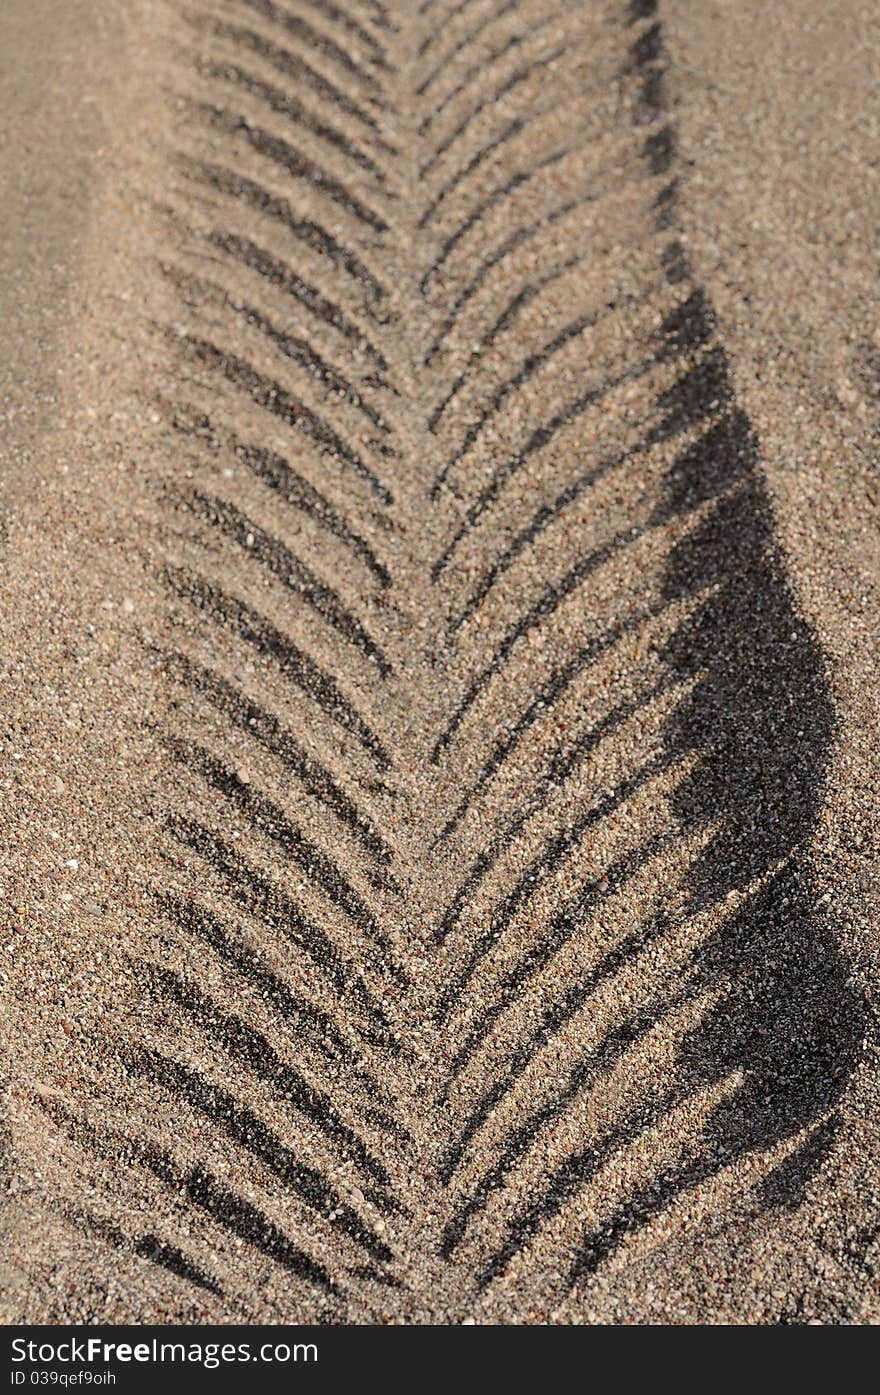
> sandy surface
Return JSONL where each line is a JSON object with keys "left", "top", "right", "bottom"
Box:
{"left": 0, "top": 0, "right": 877, "bottom": 1324}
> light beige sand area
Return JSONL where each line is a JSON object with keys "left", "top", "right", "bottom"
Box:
{"left": 0, "top": 0, "right": 877, "bottom": 1323}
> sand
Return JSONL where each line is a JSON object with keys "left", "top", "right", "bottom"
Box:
{"left": 0, "top": 0, "right": 877, "bottom": 1324}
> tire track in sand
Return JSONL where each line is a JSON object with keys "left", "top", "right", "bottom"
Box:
{"left": 18, "top": 0, "right": 866, "bottom": 1321}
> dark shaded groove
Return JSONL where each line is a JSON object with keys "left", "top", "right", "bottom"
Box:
{"left": 425, "top": 251, "right": 583, "bottom": 435}
{"left": 416, "top": 0, "right": 518, "bottom": 98}
{"left": 133, "top": 1235, "right": 223, "bottom": 1295}
{"left": 152, "top": 891, "right": 358, "bottom": 1064}
{"left": 420, "top": 33, "right": 585, "bottom": 190}
{"left": 265, "top": 0, "right": 392, "bottom": 67}
{"left": 165, "top": 813, "right": 397, "bottom": 1044}
{"left": 181, "top": 1166, "right": 337, "bottom": 1292}
{"left": 163, "top": 567, "right": 392, "bottom": 767}
{"left": 569, "top": 1151, "right": 717, "bottom": 1285}
{"left": 642, "top": 123, "right": 674, "bottom": 176}
{"left": 191, "top": 14, "right": 392, "bottom": 138}
{"left": 418, "top": 32, "right": 520, "bottom": 149}
{"left": 205, "top": 231, "right": 392, "bottom": 380}
{"left": 623, "top": 17, "right": 665, "bottom": 119}
{"left": 427, "top": 233, "right": 661, "bottom": 438}
{"left": 192, "top": 56, "right": 390, "bottom": 182}
{"left": 238, "top": 303, "right": 394, "bottom": 438}
{"left": 423, "top": 147, "right": 670, "bottom": 367}
{"left": 434, "top": 822, "right": 523, "bottom": 948}
{"left": 417, "top": 0, "right": 481, "bottom": 59}
{"left": 430, "top": 325, "right": 652, "bottom": 517}
{"left": 184, "top": 490, "right": 391, "bottom": 673}
{"left": 165, "top": 266, "right": 393, "bottom": 436}
{"left": 168, "top": 736, "right": 401, "bottom": 954}
{"left": 418, "top": 115, "right": 523, "bottom": 229}
{"left": 434, "top": 673, "right": 662, "bottom": 955}
{"left": 478, "top": 1086, "right": 683, "bottom": 1290}
{"left": 178, "top": 159, "right": 388, "bottom": 303}
{"left": 421, "top": 34, "right": 627, "bottom": 224}
{"left": 435, "top": 770, "right": 668, "bottom": 1027}
{"left": 432, "top": 288, "right": 707, "bottom": 555}
{"left": 43, "top": 1103, "right": 338, "bottom": 1295}
{"left": 423, "top": 193, "right": 590, "bottom": 366}
{"left": 232, "top": 434, "right": 390, "bottom": 584}
{"left": 646, "top": 345, "right": 733, "bottom": 447}
{"left": 653, "top": 285, "right": 714, "bottom": 361}
{"left": 439, "top": 913, "right": 671, "bottom": 1192}
{"left": 431, "top": 525, "right": 641, "bottom": 759}
{"left": 144, "top": 959, "right": 407, "bottom": 1199}
{"left": 660, "top": 237, "right": 690, "bottom": 284}
{"left": 484, "top": 251, "right": 582, "bottom": 347}
{"left": 172, "top": 335, "right": 392, "bottom": 502}
{"left": 445, "top": 241, "right": 712, "bottom": 538}
{"left": 144, "top": 934, "right": 407, "bottom": 1182}
{"left": 419, "top": 141, "right": 582, "bottom": 293}
{"left": 448, "top": 449, "right": 631, "bottom": 632}
{"left": 417, "top": 9, "right": 563, "bottom": 153}
{"left": 566, "top": 889, "right": 866, "bottom": 1284}
{"left": 193, "top": 105, "right": 389, "bottom": 232}
{"left": 431, "top": 679, "right": 652, "bottom": 939}
{"left": 435, "top": 308, "right": 619, "bottom": 489}
{"left": 62, "top": 1208, "right": 224, "bottom": 1297}
{"left": 445, "top": 988, "right": 686, "bottom": 1259}
{"left": 230, "top": 0, "right": 388, "bottom": 95}
{"left": 433, "top": 241, "right": 656, "bottom": 455}
{"left": 162, "top": 732, "right": 404, "bottom": 969}
{"left": 440, "top": 828, "right": 671, "bottom": 1073}
{"left": 421, "top": 95, "right": 663, "bottom": 293}
{"left": 426, "top": 369, "right": 467, "bottom": 434}
{"left": 161, "top": 650, "right": 393, "bottom": 864}
{"left": 757, "top": 1115, "right": 841, "bottom": 1214}
{"left": 121, "top": 1046, "right": 394, "bottom": 1264}
{"left": 439, "top": 647, "right": 654, "bottom": 844}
